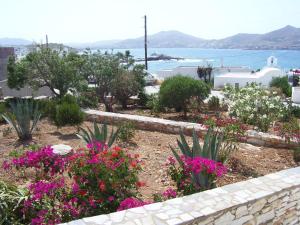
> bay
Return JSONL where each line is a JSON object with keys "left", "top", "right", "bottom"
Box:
{"left": 99, "top": 48, "right": 300, "bottom": 73}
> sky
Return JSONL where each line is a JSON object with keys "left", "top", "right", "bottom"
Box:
{"left": 1, "top": 0, "right": 300, "bottom": 43}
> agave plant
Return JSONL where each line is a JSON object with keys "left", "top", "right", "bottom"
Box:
{"left": 170, "top": 128, "right": 223, "bottom": 189}
{"left": 77, "top": 121, "right": 119, "bottom": 147}
{"left": 0, "top": 181, "right": 27, "bottom": 224}
{"left": 1, "top": 99, "right": 41, "bottom": 141}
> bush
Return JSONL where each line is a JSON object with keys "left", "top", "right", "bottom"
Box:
{"left": 118, "top": 121, "right": 136, "bottom": 143}
{"left": 4, "top": 143, "right": 142, "bottom": 223}
{"left": 54, "top": 102, "right": 84, "bottom": 127}
{"left": 146, "top": 94, "right": 164, "bottom": 114}
{"left": 137, "top": 91, "right": 149, "bottom": 107}
{"left": 291, "top": 106, "right": 300, "bottom": 118}
{"left": 77, "top": 91, "right": 99, "bottom": 109}
{"left": 60, "top": 94, "right": 77, "bottom": 104}
{"left": 0, "top": 181, "right": 27, "bottom": 224}
{"left": 0, "top": 102, "right": 6, "bottom": 123}
{"left": 208, "top": 96, "right": 220, "bottom": 111}
{"left": 293, "top": 148, "right": 300, "bottom": 163}
{"left": 270, "top": 76, "right": 292, "bottom": 97}
{"left": 159, "top": 75, "right": 210, "bottom": 117}
{"left": 224, "top": 83, "right": 285, "bottom": 132}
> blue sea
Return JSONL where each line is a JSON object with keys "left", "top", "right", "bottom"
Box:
{"left": 100, "top": 48, "right": 300, "bottom": 73}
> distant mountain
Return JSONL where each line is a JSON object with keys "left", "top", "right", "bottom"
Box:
{"left": 79, "top": 25, "right": 300, "bottom": 50}
{"left": 115, "top": 30, "right": 206, "bottom": 48}
{"left": 205, "top": 25, "right": 300, "bottom": 49}
{"left": 0, "top": 38, "right": 32, "bottom": 46}
{"left": 2, "top": 25, "right": 300, "bottom": 50}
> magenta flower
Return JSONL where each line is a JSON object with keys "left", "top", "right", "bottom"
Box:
{"left": 163, "top": 188, "right": 177, "bottom": 199}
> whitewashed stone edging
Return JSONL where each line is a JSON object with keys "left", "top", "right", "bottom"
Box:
{"left": 83, "top": 110, "right": 298, "bottom": 149}
{"left": 62, "top": 166, "right": 300, "bottom": 225}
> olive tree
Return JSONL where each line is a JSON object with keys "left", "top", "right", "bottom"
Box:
{"left": 7, "top": 46, "right": 85, "bottom": 98}
{"left": 81, "top": 50, "right": 121, "bottom": 112}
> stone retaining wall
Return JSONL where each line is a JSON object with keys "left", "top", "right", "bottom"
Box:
{"left": 83, "top": 110, "right": 297, "bottom": 149}
{"left": 63, "top": 167, "right": 300, "bottom": 225}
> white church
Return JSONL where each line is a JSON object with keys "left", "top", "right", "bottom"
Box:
{"left": 213, "top": 56, "right": 285, "bottom": 89}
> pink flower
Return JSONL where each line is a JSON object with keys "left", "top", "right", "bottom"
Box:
{"left": 117, "top": 198, "right": 151, "bottom": 211}
{"left": 163, "top": 188, "right": 177, "bottom": 199}
{"left": 108, "top": 196, "right": 115, "bottom": 202}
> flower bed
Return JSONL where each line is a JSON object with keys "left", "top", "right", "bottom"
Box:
{"left": 0, "top": 120, "right": 297, "bottom": 224}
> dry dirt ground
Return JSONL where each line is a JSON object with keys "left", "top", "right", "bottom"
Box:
{"left": 0, "top": 119, "right": 297, "bottom": 200}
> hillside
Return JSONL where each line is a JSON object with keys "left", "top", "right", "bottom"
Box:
{"left": 2, "top": 25, "right": 300, "bottom": 50}
{"left": 0, "top": 38, "right": 31, "bottom": 46}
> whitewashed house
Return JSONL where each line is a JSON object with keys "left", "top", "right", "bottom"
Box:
{"left": 213, "top": 56, "right": 285, "bottom": 89}
{"left": 156, "top": 66, "right": 251, "bottom": 80}
{"left": 292, "top": 87, "right": 300, "bottom": 104}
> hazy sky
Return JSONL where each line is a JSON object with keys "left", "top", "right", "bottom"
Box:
{"left": 1, "top": 0, "right": 300, "bottom": 43}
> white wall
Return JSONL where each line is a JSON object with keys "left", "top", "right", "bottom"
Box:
{"left": 292, "top": 87, "right": 300, "bottom": 104}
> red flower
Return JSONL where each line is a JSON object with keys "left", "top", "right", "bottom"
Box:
{"left": 136, "top": 181, "right": 146, "bottom": 187}
{"left": 78, "top": 190, "right": 87, "bottom": 196}
{"left": 130, "top": 161, "right": 137, "bottom": 168}
{"left": 98, "top": 181, "right": 106, "bottom": 191}
{"left": 112, "top": 152, "right": 119, "bottom": 158}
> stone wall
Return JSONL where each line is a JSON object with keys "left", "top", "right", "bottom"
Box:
{"left": 63, "top": 167, "right": 300, "bottom": 225}
{"left": 83, "top": 110, "right": 298, "bottom": 149}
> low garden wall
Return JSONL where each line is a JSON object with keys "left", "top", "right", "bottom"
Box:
{"left": 83, "top": 110, "right": 297, "bottom": 149}
{"left": 63, "top": 166, "right": 300, "bottom": 225}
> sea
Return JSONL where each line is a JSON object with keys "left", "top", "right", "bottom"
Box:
{"left": 98, "top": 48, "right": 300, "bottom": 74}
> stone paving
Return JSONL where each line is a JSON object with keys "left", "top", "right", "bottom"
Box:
{"left": 83, "top": 110, "right": 298, "bottom": 149}
{"left": 62, "top": 167, "right": 300, "bottom": 225}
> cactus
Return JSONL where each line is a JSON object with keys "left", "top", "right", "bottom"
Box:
{"left": 170, "top": 128, "right": 223, "bottom": 189}
{"left": 1, "top": 99, "right": 41, "bottom": 141}
{"left": 77, "top": 121, "right": 119, "bottom": 147}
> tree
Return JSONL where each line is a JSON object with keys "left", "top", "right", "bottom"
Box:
{"left": 197, "top": 64, "right": 213, "bottom": 83}
{"left": 81, "top": 50, "right": 121, "bottom": 112}
{"left": 159, "top": 75, "right": 210, "bottom": 118}
{"left": 112, "top": 69, "right": 143, "bottom": 109}
{"left": 7, "top": 46, "right": 85, "bottom": 98}
{"left": 82, "top": 50, "right": 146, "bottom": 111}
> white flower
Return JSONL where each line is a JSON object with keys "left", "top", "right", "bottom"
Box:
{"left": 52, "top": 144, "right": 72, "bottom": 155}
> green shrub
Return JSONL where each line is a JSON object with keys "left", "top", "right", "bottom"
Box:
{"left": 224, "top": 83, "right": 285, "bottom": 132}
{"left": 291, "top": 106, "right": 300, "bottom": 118}
{"left": 270, "top": 76, "right": 292, "bottom": 97}
{"left": 54, "top": 102, "right": 84, "bottom": 127}
{"left": 159, "top": 75, "right": 210, "bottom": 117}
{"left": 294, "top": 148, "right": 300, "bottom": 163}
{"left": 208, "top": 96, "right": 220, "bottom": 111}
{"left": 0, "top": 181, "right": 27, "bottom": 224}
{"left": 77, "top": 92, "right": 99, "bottom": 109}
{"left": 137, "top": 91, "right": 149, "bottom": 107}
{"left": 0, "top": 102, "right": 6, "bottom": 123}
{"left": 60, "top": 94, "right": 77, "bottom": 104}
{"left": 117, "top": 121, "right": 136, "bottom": 143}
{"left": 146, "top": 94, "right": 164, "bottom": 114}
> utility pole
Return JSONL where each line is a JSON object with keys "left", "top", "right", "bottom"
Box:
{"left": 46, "top": 34, "right": 49, "bottom": 48}
{"left": 144, "top": 15, "right": 148, "bottom": 70}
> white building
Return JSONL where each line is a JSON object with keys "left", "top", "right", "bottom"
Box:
{"left": 156, "top": 66, "right": 251, "bottom": 80}
{"left": 214, "top": 56, "right": 285, "bottom": 89}
{"left": 292, "top": 87, "right": 300, "bottom": 104}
